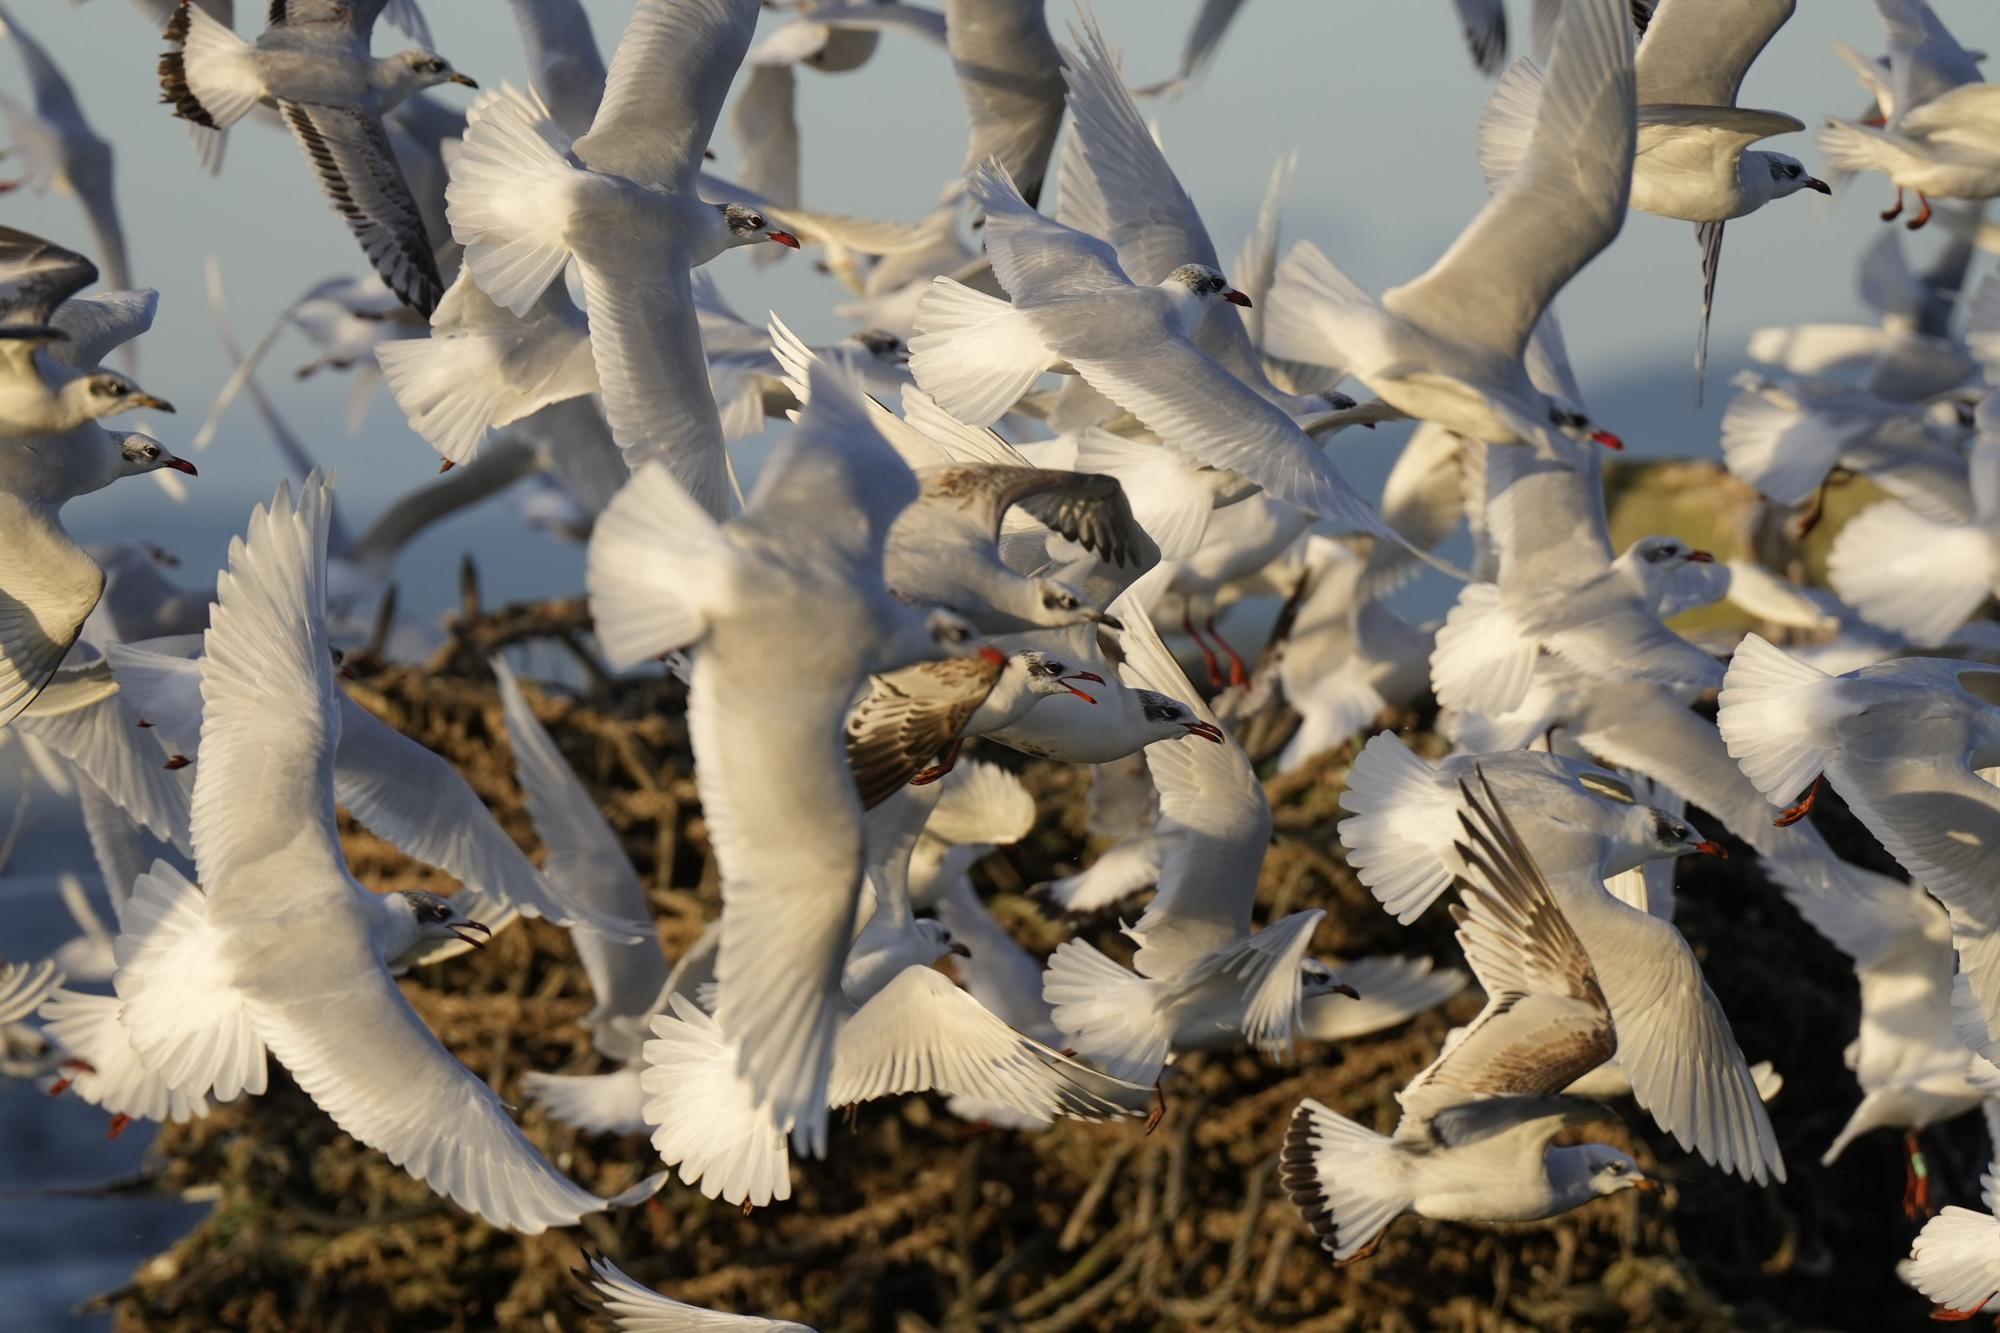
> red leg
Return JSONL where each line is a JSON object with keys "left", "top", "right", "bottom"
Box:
{"left": 107, "top": 1114, "right": 132, "bottom": 1139}
{"left": 1881, "top": 188, "right": 1906, "bottom": 222}
{"left": 1908, "top": 192, "right": 1934, "bottom": 230}
{"left": 909, "top": 738, "right": 964, "bottom": 786}
{"left": 1774, "top": 774, "right": 1822, "bottom": 827}
{"left": 1183, "top": 607, "right": 1224, "bottom": 688}
{"left": 1207, "top": 614, "right": 1247, "bottom": 688}
{"left": 1905, "top": 1130, "right": 1935, "bottom": 1221}
{"left": 1144, "top": 1080, "right": 1167, "bottom": 1135}
{"left": 1336, "top": 1230, "right": 1386, "bottom": 1265}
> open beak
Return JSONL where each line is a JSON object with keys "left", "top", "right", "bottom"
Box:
{"left": 1686, "top": 549, "right": 1715, "bottom": 563}
{"left": 1806, "top": 177, "right": 1831, "bottom": 195}
{"left": 1588, "top": 429, "right": 1623, "bottom": 450}
{"left": 165, "top": 457, "right": 199, "bottom": 476}
{"left": 1695, "top": 840, "right": 1727, "bottom": 858}
{"left": 451, "top": 920, "right": 492, "bottom": 947}
{"left": 1633, "top": 1177, "right": 1663, "bottom": 1194}
{"left": 977, "top": 645, "right": 1007, "bottom": 668}
{"left": 1061, "top": 680, "right": 1099, "bottom": 704}
{"left": 447, "top": 73, "right": 479, "bottom": 88}
{"left": 133, "top": 394, "right": 175, "bottom": 413}
{"left": 1085, "top": 611, "right": 1124, "bottom": 630}
{"left": 1183, "top": 720, "right": 1225, "bottom": 743}
{"left": 1223, "top": 288, "right": 1252, "bottom": 308}
{"left": 948, "top": 942, "right": 972, "bottom": 958}
{"left": 766, "top": 230, "right": 802, "bottom": 249}
{"left": 1332, "top": 982, "right": 1361, "bottom": 1001}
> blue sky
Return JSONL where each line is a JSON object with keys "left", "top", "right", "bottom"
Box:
{"left": 3, "top": 0, "right": 1995, "bottom": 614}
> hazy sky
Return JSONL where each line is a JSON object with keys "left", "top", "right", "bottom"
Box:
{"left": 3, "top": 0, "right": 1996, "bottom": 614}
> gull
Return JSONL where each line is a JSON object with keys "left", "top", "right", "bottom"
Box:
{"left": 947, "top": 0, "right": 1065, "bottom": 209}
{"left": 909, "top": 163, "right": 1400, "bottom": 546}
{"left": 1298, "top": 954, "right": 1470, "bottom": 1044}
{"left": 159, "top": 0, "right": 478, "bottom": 314}
{"left": 1721, "top": 367, "right": 1974, "bottom": 519}
{"left": 1906, "top": 1167, "right": 2000, "bottom": 1320}
{"left": 1263, "top": 0, "right": 1634, "bottom": 454}
{"left": 586, "top": 356, "right": 986, "bottom": 1157}
{"left": 843, "top": 648, "right": 1103, "bottom": 808}
{"left": 446, "top": 1, "right": 803, "bottom": 518}
{"left": 493, "top": 660, "right": 723, "bottom": 1138}
{"left": 0, "top": 428, "right": 195, "bottom": 729}
{"left": 982, "top": 626, "right": 1225, "bottom": 768}
{"left": 729, "top": 1, "right": 945, "bottom": 209}
{"left": 1822, "top": 394, "right": 2000, "bottom": 646}
{"left": 1717, "top": 635, "right": 2000, "bottom": 1064}
{"left": 102, "top": 632, "right": 642, "bottom": 949}
{"left": 1820, "top": 0, "right": 2000, "bottom": 231}
{"left": 1480, "top": 0, "right": 1826, "bottom": 397}
{"left": 93, "top": 473, "right": 662, "bottom": 1230}
{"left": 578, "top": 1253, "right": 812, "bottom": 1332}
{"left": 0, "top": 2, "right": 133, "bottom": 346}
{"left": 1275, "top": 536, "right": 1436, "bottom": 773}
{"left": 1337, "top": 730, "right": 1723, "bottom": 925}
{"left": 1282, "top": 776, "right": 1664, "bottom": 1265}
{"left": 14, "top": 648, "right": 192, "bottom": 851}
{"left": 695, "top": 274, "right": 912, "bottom": 442}
{"left": 1042, "top": 602, "right": 1356, "bottom": 1100}
{"left": 1434, "top": 530, "right": 1722, "bottom": 717}
{"left": 0, "top": 230, "right": 172, "bottom": 436}
{"left": 0, "top": 959, "right": 62, "bottom": 1084}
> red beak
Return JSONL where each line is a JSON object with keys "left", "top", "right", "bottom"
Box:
{"left": 1063, "top": 682, "right": 1099, "bottom": 704}
{"left": 1589, "top": 429, "right": 1623, "bottom": 450}
{"left": 977, "top": 645, "right": 1007, "bottom": 668}
{"left": 1695, "top": 840, "right": 1727, "bottom": 858}
{"left": 438, "top": 458, "right": 456, "bottom": 473}
{"left": 766, "top": 230, "right": 801, "bottom": 249}
{"left": 1223, "top": 289, "right": 1252, "bottom": 307}
{"left": 1183, "top": 720, "right": 1225, "bottom": 743}
{"left": 1686, "top": 549, "right": 1715, "bottom": 563}
{"left": 165, "top": 458, "right": 199, "bottom": 476}
{"left": 1067, "top": 671, "right": 1106, "bottom": 685}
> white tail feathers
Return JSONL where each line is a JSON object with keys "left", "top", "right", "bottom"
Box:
{"left": 1279, "top": 1098, "right": 1406, "bottom": 1262}
{"left": 376, "top": 335, "right": 508, "bottom": 465}
{"left": 638, "top": 996, "right": 793, "bottom": 1208}
{"left": 1718, "top": 379, "right": 1843, "bottom": 506}
{"left": 446, "top": 92, "right": 578, "bottom": 317}
{"left": 519, "top": 1068, "right": 647, "bottom": 1136}
{"left": 1716, "top": 633, "right": 1832, "bottom": 807}
{"left": 1906, "top": 1195, "right": 2000, "bottom": 1313}
{"left": 1430, "top": 581, "right": 1538, "bottom": 720}
{"left": 1828, "top": 500, "right": 1998, "bottom": 646}
{"left": 1041, "top": 939, "right": 1172, "bottom": 1084}
{"left": 907, "top": 278, "right": 1050, "bottom": 426}
{"left": 1336, "top": 732, "right": 1453, "bottom": 925}
{"left": 585, "top": 463, "right": 725, "bottom": 670}
{"left": 40, "top": 987, "right": 214, "bottom": 1124}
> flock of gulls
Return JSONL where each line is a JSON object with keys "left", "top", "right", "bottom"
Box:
{"left": 9, "top": 0, "right": 2000, "bottom": 1324}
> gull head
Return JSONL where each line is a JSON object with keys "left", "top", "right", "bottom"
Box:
{"left": 1573, "top": 1145, "right": 1656, "bottom": 1198}
{"left": 1300, "top": 960, "right": 1360, "bottom": 1001}
{"left": 387, "top": 50, "right": 479, "bottom": 93}
{"left": 113, "top": 432, "right": 198, "bottom": 478}
{"left": 395, "top": 890, "right": 492, "bottom": 950}
{"left": 1645, "top": 805, "right": 1726, "bottom": 861}
{"left": 849, "top": 329, "right": 908, "bottom": 363}
{"left": 1033, "top": 578, "right": 1123, "bottom": 631}
{"left": 917, "top": 920, "right": 972, "bottom": 960}
{"left": 1017, "top": 650, "right": 1105, "bottom": 703}
{"left": 75, "top": 370, "right": 174, "bottom": 422}
{"left": 1546, "top": 402, "right": 1622, "bottom": 451}
{"left": 1136, "top": 690, "right": 1225, "bottom": 745}
{"left": 1620, "top": 535, "right": 1714, "bottom": 597}
{"left": 922, "top": 607, "right": 991, "bottom": 659}
{"left": 1762, "top": 153, "right": 1831, "bottom": 200}
{"left": 720, "top": 203, "right": 801, "bottom": 251}
{"left": 1165, "top": 263, "right": 1252, "bottom": 309}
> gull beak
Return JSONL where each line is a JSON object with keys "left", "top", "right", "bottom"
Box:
{"left": 1061, "top": 678, "right": 1099, "bottom": 704}
{"left": 1633, "top": 1176, "right": 1663, "bottom": 1194}
{"left": 1686, "top": 549, "right": 1715, "bottom": 563}
{"left": 133, "top": 394, "right": 175, "bottom": 413}
{"left": 977, "top": 645, "right": 1007, "bottom": 668}
{"left": 1333, "top": 982, "right": 1361, "bottom": 1000}
{"left": 1085, "top": 611, "right": 1124, "bottom": 630}
{"left": 1183, "top": 720, "right": 1225, "bottom": 744}
{"left": 948, "top": 942, "right": 972, "bottom": 958}
{"left": 447, "top": 73, "right": 479, "bottom": 88}
{"left": 164, "top": 754, "right": 191, "bottom": 770}
{"left": 1588, "top": 429, "right": 1623, "bottom": 450}
{"left": 1695, "top": 840, "right": 1727, "bottom": 858}
{"left": 766, "top": 230, "right": 802, "bottom": 249}
{"left": 1223, "top": 288, "right": 1252, "bottom": 308}
{"left": 1806, "top": 176, "right": 1832, "bottom": 195}
{"left": 451, "top": 919, "right": 493, "bottom": 947}
{"left": 164, "top": 457, "right": 199, "bottom": 476}
{"left": 1068, "top": 671, "right": 1107, "bottom": 686}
